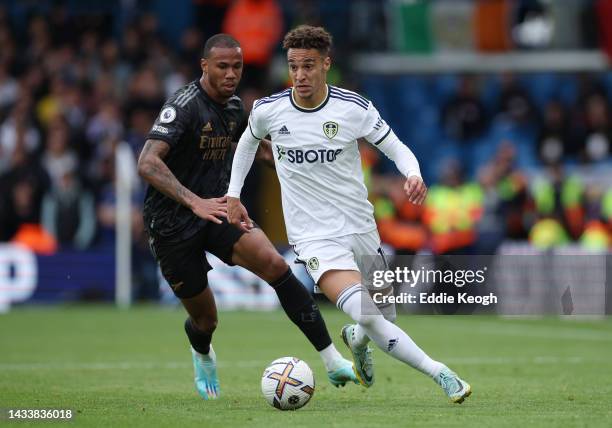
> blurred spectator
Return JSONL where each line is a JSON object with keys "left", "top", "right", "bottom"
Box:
{"left": 477, "top": 143, "right": 529, "bottom": 242}
{"left": 423, "top": 159, "right": 482, "bottom": 254}
{"left": 222, "top": 0, "right": 284, "bottom": 90}
{"left": 0, "top": 95, "right": 41, "bottom": 173}
{"left": 41, "top": 116, "right": 79, "bottom": 188}
{"left": 86, "top": 100, "right": 123, "bottom": 158}
{"left": 441, "top": 75, "right": 488, "bottom": 142}
{"left": 37, "top": 74, "right": 71, "bottom": 128}
{"left": 537, "top": 100, "right": 575, "bottom": 165}
{"left": 48, "top": 2, "right": 74, "bottom": 47}
{"left": 121, "top": 26, "right": 147, "bottom": 68}
{"left": 497, "top": 73, "right": 537, "bottom": 126}
{"left": 125, "top": 66, "right": 165, "bottom": 113}
{"left": 362, "top": 143, "right": 427, "bottom": 255}
{"left": 124, "top": 107, "right": 156, "bottom": 157}
{"left": 164, "top": 60, "right": 192, "bottom": 98}
{"left": 474, "top": 163, "right": 507, "bottom": 254}
{"left": 0, "top": 27, "right": 16, "bottom": 73}
{"left": 0, "top": 61, "right": 18, "bottom": 110}
{"left": 41, "top": 164, "right": 96, "bottom": 250}
{"left": 577, "top": 94, "right": 611, "bottom": 162}
{"left": 97, "top": 39, "right": 132, "bottom": 96}
{"left": 26, "top": 15, "right": 51, "bottom": 66}
{"left": 374, "top": 177, "right": 428, "bottom": 256}
{"left": 0, "top": 143, "right": 50, "bottom": 241}
{"left": 579, "top": 185, "right": 611, "bottom": 250}
{"left": 179, "top": 27, "right": 205, "bottom": 77}
{"left": 531, "top": 164, "right": 585, "bottom": 241}
{"left": 95, "top": 142, "right": 141, "bottom": 237}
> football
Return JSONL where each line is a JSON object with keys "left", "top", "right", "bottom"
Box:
{"left": 260, "top": 357, "right": 315, "bottom": 410}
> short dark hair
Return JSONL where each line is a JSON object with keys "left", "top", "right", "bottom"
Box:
{"left": 282, "top": 25, "right": 332, "bottom": 56}
{"left": 202, "top": 34, "right": 240, "bottom": 58}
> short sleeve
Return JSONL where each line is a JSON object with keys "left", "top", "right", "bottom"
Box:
{"left": 360, "top": 102, "right": 392, "bottom": 146}
{"left": 147, "top": 103, "right": 191, "bottom": 147}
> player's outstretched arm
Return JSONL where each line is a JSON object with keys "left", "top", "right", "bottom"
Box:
{"left": 138, "top": 139, "right": 227, "bottom": 224}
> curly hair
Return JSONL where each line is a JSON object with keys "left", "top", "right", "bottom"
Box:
{"left": 282, "top": 25, "right": 333, "bottom": 55}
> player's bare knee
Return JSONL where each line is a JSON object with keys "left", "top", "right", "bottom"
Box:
{"left": 271, "top": 253, "right": 289, "bottom": 276}
{"left": 262, "top": 251, "right": 288, "bottom": 281}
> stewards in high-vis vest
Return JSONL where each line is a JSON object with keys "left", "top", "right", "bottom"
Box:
{"left": 579, "top": 188, "right": 612, "bottom": 250}
{"left": 361, "top": 144, "right": 427, "bottom": 253}
{"left": 532, "top": 173, "right": 584, "bottom": 240}
{"left": 422, "top": 182, "right": 484, "bottom": 254}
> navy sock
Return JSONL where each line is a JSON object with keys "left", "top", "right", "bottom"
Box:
{"left": 270, "top": 268, "right": 332, "bottom": 352}
{"left": 184, "top": 318, "right": 212, "bottom": 355}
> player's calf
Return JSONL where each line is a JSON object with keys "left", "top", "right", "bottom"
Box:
{"left": 184, "top": 317, "right": 215, "bottom": 355}
{"left": 270, "top": 268, "right": 333, "bottom": 352}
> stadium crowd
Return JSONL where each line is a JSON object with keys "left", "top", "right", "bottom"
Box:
{"left": 0, "top": 0, "right": 610, "bottom": 278}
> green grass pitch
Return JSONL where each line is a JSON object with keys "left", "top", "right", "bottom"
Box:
{"left": 1, "top": 305, "right": 611, "bottom": 427}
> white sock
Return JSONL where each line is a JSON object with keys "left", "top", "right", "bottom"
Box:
{"left": 352, "top": 286, "right": 397, "bottom": 348}
{"left": 319, "top": 343, "right": 345, "bottom": 372}
{"left": 352, "top": 324, "right": 370, "bottom": 348}
{"left": 337, "top": 284, "right": 444, "bottom": 378}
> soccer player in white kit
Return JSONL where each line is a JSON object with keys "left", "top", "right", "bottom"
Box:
{"left": 227, "top": 25, "right": 471, "bottom": 403}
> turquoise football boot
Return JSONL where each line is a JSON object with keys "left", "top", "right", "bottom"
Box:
{"left": 341, "top": 324, "right": 374, "bottom": 387}
{"left": 434, "top": 367, "right": 472, "bottom": 404}
{"left": 327, "top": 357, "right": 360, "bottom": 387}
{"left": 190, "top": 346, "right": 220, "bottom": 399}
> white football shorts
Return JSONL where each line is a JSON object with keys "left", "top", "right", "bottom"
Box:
{"left": 292, "top": 229, "right": 389, "bottom": 293}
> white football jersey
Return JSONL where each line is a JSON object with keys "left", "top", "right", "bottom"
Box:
{"left": 248, "top": 85, "right": 394, "bottom": 245}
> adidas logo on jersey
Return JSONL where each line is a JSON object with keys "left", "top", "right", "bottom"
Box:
{"left": 278, "top": 125, "right": 290, "bottom": 135}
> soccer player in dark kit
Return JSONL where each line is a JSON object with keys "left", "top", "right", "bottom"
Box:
{"left": 137, "top": 34, "right": 357, "bottom": 400}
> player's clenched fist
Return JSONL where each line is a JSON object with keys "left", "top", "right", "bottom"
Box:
{"left": 227, "top": 196, "right": 254, "bottom": 232}
{"left": 190, "top": 195, "right": 228, "bottom": 224}
{"left": 404, "top": 175, "right": 427, "bottom": 205}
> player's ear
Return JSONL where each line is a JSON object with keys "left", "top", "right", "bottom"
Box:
{"left": 322, "top": 56, "right": 331, "bottom": 72}
{"left": 200, "top": 58, "right": 208, "bottom": 74}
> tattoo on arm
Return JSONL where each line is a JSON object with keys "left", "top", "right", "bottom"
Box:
{"left": 137, "top": 139, "right": 197, "bottom": 209}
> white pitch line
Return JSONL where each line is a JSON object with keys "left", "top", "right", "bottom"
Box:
{"left": 0, "top": 360, "right": 265, "bottom": 371}
{"left": 0, "top": 356, "right": 608, "bottom": 372}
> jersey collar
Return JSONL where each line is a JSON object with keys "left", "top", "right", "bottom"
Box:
{"left": 290, "top": 84, "right": 330, "bottom": 113}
